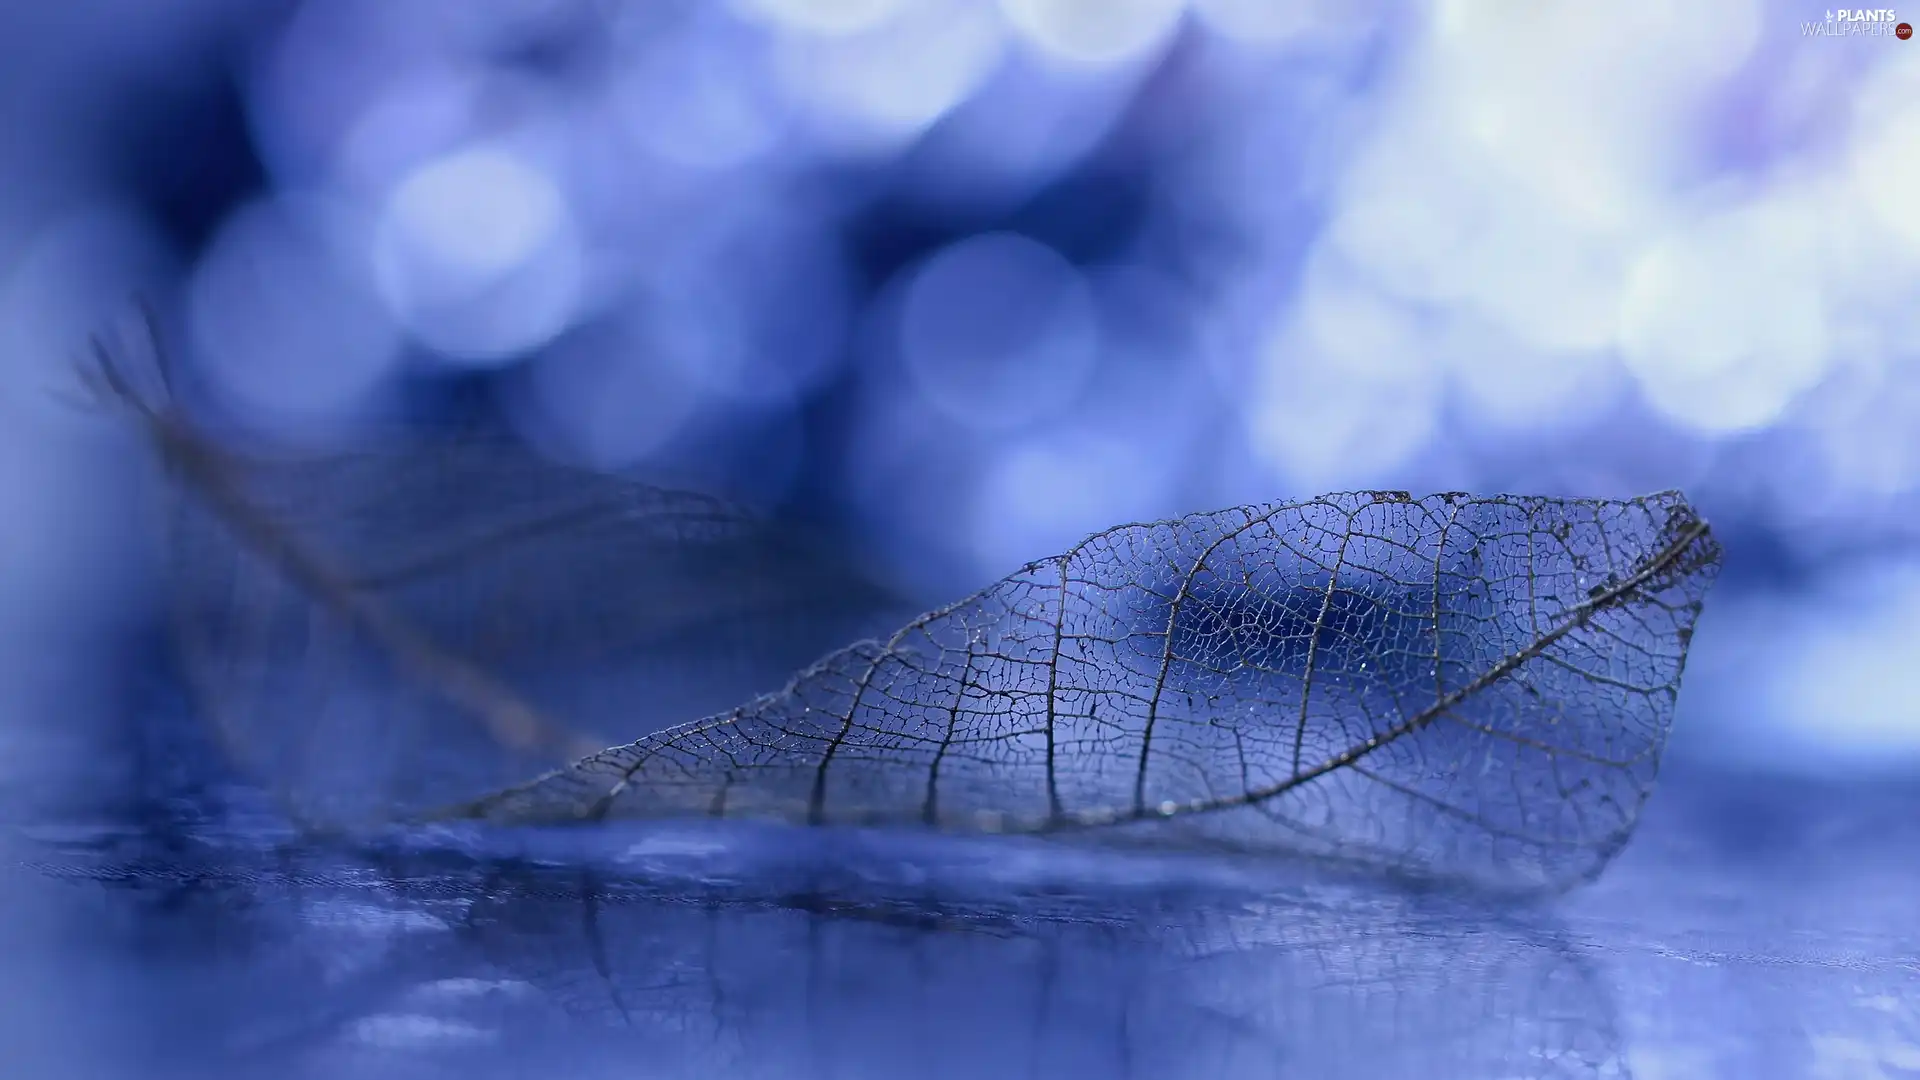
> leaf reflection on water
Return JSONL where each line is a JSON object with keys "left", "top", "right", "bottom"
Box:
{"left": 33, "top": 814, "right": 1628, "bottom": 1080}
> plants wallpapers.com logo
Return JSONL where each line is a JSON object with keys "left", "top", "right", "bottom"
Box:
{"left": 1803, "top": 8, "right": 1914, "bottom": 36}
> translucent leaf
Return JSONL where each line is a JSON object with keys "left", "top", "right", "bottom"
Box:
{"left": 165, "top": 435, "right": 906, "bottom": 825}
{"left": 86, "top": 316, "right": 1721, "bottom": 892}
{"left": 85, "top": 317, "right": 909, "bottom": 829}
{"left": 447, "top": 489, "right": 1721, "bottom": 893}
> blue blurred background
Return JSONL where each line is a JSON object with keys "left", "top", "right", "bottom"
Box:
{"left": 8, "top": 0, "right": 1920, "bottom": 777}
{"left": 3, "top": 2, "right": 1920, "bottom": 1077}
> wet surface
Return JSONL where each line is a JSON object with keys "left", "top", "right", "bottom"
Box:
{"left": 8, "top": 746, "right": 1919, "bottom": 1080}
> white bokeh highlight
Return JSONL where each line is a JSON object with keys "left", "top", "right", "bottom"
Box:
{"left": 1618, "top": 195, "right": 1830, "bottom": 434}
{"left": 769, "top": 0, "right": 1007, "bottom": 152}
{"left": 188, "top": 192, "right": 402, "bottom": 430}
{"left": 969, "top": 428, "right": 1172, "bottom": 580}
{"left": 372, "top": 142, "right": 585, "bottom": 363}
{"left": 1852, "top": 100, "right": 1920, "bottom": 253}
{"left": 1247, "top": 261, "right": 1442, "bottom": 487}
{"left": 1190, "top": 0, "right": 1355, "bottom": 46}
{"left": 997, "top": 0, "right": 1188, "bottom": 68}
{"left": 1687, "top": 562, "right": 1920, "bottom": 771}
{"left": 731, "top": 0, "right": 908, "bottom": 37}
{"left": 1290, "top": 0, "right": 1774, "bottom": 452}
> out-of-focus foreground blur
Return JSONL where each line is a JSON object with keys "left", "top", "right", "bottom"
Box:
{"left": 2, "top": 2, "right": 1919, "bottom": 1076}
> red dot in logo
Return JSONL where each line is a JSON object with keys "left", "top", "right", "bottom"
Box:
{"left": 1898, "top": 21, "right": 1914, "bottom": 39}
